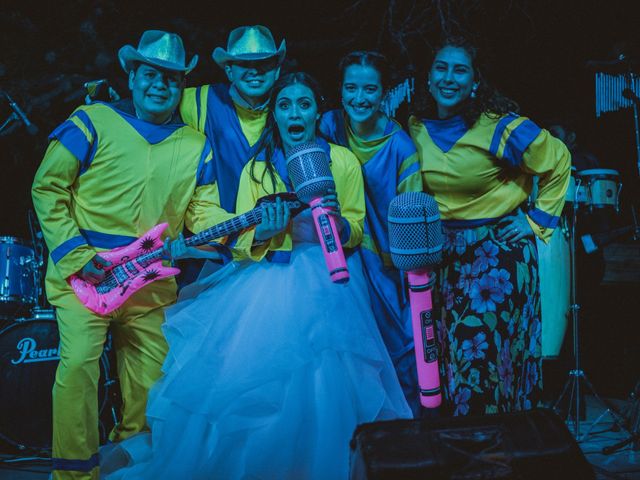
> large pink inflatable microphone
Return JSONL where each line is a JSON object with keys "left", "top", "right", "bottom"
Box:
{"left": 286, "top": 142, "right": 350, "bottom": 284}
{"left": 388, "top": 192, "right": 444, "bottom": 408}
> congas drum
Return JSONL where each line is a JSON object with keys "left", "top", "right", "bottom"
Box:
{"left": 537, "top": 224, "right": 570, "bottom": 358}
{"left": 0, "top": 317, "right": 116, "bottom": 450}
{"left": 0, "top": 237, "right": 38, "bottom": 319}
{"left": 576, "top": 169, "right": 622, "bottom": 211}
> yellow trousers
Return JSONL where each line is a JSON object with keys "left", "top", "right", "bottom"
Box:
{"left": 46, "top": 268, "right": 174, "bottom": 480}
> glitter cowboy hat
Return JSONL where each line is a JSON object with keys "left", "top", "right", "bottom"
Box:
{"left": 212, "top": 25, "right": 286, "bottom": 68}
{"left": 118, "top": 30, "right": 199, "bottom": 74}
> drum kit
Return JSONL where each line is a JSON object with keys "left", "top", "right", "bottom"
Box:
{"left": 0, "top": 217, "right": 119, "bottom": 453}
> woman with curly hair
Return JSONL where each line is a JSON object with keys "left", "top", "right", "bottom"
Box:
{"left": 409, "top": 36, "right": 571, "bottom": 416}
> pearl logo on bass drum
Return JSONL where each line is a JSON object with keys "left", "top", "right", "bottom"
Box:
{"left": 11, "top": 336, "right": 60, "bottom": 365}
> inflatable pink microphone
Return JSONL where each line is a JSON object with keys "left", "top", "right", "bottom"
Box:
{"left": 286, "top": 142, "right": 349, "bottom": 283}
{"left": 388, "top": 192, "right": 443, "bottom": 408}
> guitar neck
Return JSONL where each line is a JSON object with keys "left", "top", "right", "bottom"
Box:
{"left": 184, "top": 207, "right": 262, "bottom": 247}
{"left": 127, "top": 208, "right": 262, "bottom": 269}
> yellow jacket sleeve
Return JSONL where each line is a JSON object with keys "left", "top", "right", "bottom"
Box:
{"left": 179, "top": 85, "right": 209, "bottom": 133}
{"left": 521, "top": 130, "right": 571, "bottom": 242}
{"left": 330, "top": 144, "right": 365, "bottom": 249}
{"left": 184, "top": 140, "right": 234, "bottom": 236}
{"left": 32, "top": 140, "right": 96, "bottom": 279}
{"left": 234, "top": 163, "right": 290, "bottom": 261}
{"left": 234, "top": 143, "right": 366, "bottom": 260}
{"left": 397, "top": 151, "right": 424, "bottom": 193}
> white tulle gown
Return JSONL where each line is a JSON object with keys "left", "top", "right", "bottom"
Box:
{"left": 101, "top": 211, "right": 412, "bottom": 479}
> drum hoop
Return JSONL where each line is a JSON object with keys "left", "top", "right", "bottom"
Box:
{"left": 0, "top": 236, "right": 33, "bottom": 247}
{"left": 0, "top": 317, "right": 49, "bottom": 335}
{"left": 0, "top": 293, "right": 37, "bottom": 302}
{"left": 577, "top": 168, "right": 620, "bottom": 176}
{"left": 584, "top": 176, "right": 620, "bottom": 182}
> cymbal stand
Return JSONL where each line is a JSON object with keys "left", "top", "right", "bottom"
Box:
{"left": 553, "top": 183, "right": 628, "bottom": 441}
{"left": 27, "top": 209, "right": 51, "bottom": 315}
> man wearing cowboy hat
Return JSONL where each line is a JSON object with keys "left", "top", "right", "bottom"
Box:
{"left": 32, "top": 30, "right": 230, "bottom": 480}
{"left": 180, "top": 25, "right": 286, "bottom": 214}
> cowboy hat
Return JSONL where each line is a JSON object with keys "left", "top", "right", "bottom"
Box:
{"left": 212, "top": 25, "right": 286, "bottom": 68}
{"left": 118, "top": 30, "right": 198, "bottom": 74}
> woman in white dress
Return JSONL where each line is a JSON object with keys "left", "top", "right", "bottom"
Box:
{"left": 101, "top": 72, "right": 411, "bottom": 480}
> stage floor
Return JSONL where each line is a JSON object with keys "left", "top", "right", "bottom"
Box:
{"left": 1, "top": 395, "right": 638, "bottom": 479}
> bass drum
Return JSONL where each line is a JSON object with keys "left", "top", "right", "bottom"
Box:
{"left": 537, "top": 223, "right": 571, "bottom": 358}
{"left": 0, "top": 317, "right": 117, "bottom": 451}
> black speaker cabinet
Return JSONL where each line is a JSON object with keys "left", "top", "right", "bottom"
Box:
{"left": 350, "top": 408, "right": 595, "bottom": 479}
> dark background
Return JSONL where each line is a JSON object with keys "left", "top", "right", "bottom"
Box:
{"left": 1, "top": 0, "right": 638, "bottom": 399}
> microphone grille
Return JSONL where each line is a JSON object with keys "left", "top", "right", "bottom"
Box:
{"left": 388, "top": 192, "right": 443, "bottom": 271}
{"left": 286, "top": 142, "right": 335, "bottom": 203}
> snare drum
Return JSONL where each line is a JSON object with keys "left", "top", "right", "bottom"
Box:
{"left": 576, "top": 169, "right": 622, "bottom": 211}
{"left": 537, "top": 224, "right": 570, "bottom": 358}
{"left": 0, "top": 318, "right": 116, "bottom": 450}
{"left": 0, "top": 237, "right": 38, "bottom": 318}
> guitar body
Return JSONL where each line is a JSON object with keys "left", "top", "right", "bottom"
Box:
{"left": 69, "top": 223, "right": 180, "bottom": 315}
{"left": 70, "top": 193, "right": 304, "bottom": 315}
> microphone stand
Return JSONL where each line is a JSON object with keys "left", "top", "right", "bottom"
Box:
{"left": 553, "top": 183, "right": 628, "bottom": 441}
{"left": 0, "top": 112, "right": 19, "bottom": 136}
{"left": 0, "top": 90, "right": 19, "bottom": 136}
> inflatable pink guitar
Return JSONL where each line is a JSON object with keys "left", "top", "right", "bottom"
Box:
{"left": 70, "top": 193, "right": 303, "bottom": 315}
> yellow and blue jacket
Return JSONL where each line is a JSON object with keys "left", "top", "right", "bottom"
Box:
{"left": 32, "top": 101, "right": 229, "bottom": 288}
{"left": 234, "top": 139, "right": 365, "bottom": 263}
{"left": 409, "top": 113, "right": 571, "bottom": 242}
{"left": 320, "top": 109, "right": 422, "bottom": 266}
{"left": 180, "top": 84, "right": 268, "bottom": 213}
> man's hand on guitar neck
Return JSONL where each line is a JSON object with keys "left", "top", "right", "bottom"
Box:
{"left": 78, "top": 254, "right": 113, "bottom": 284}
{"left": 163, "top": 233, "right": 222, "bottom": 261}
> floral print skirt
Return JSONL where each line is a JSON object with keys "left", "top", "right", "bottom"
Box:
{"left": 436, "top": 219, "right": 542, "bottom": 416}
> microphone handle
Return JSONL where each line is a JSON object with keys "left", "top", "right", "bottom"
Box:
{"left": 407, "top": 269, "right": 442, "bottom": 408}
{"left": 309, "top": 197, "right": 349, "bottom": 284}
